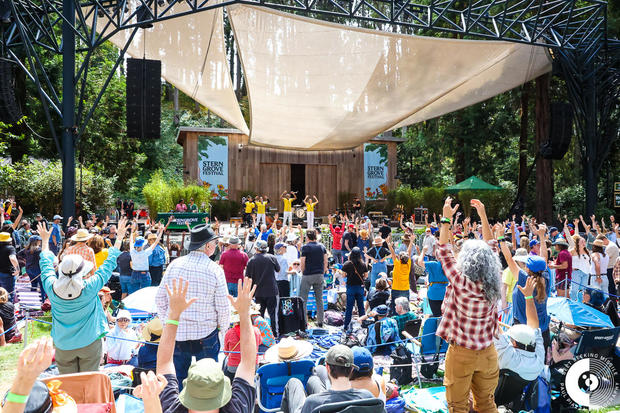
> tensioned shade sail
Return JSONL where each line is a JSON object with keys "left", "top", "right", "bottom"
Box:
{"left": 228, "top": 5, "right": 552, "bottom": 150}
{"left": 445, "top": 175, "right": 503, "bottom": 193}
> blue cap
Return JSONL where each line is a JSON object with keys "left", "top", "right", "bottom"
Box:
{"left": 568, "top": 223, "right": 575, "bottom": 228}
{"left": 529, "top": 239, "right": 539, "bottom": 248}
{"left": 526, "top": 256, "right": 546, "bottom": 273}
{"left": 375, "top": 305, "right": 389, "bottom": 316}
{"left": 134, "top": 237, "right": 146, "bottom": 248}
{"left": 549, "top": 227, "right": 558, "bottom": 233}
{"left": 351, "top": 346, "right": 373, "bottom": 373}
{"left": 275, "top": 242, "right": 286, "bottom": 250}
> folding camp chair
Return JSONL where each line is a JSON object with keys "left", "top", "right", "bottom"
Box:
{"left": 494, "top": 369, "right": 535, "bottom": 410}
{"left": 307, "top": 290, "right": 328, "bottom": 319}
{"left": 256, "top": 360, "right": 315, "bottom": 413}
{"left": 312, "top": 398, "right": 384, "bottom": 413}
{"left": 574, "top": 326, "right": 620, "bottom": 357}
{"left": 41, "top": 371, "right": 117, "bottom": 413}
{"left": 407, "top": 317, "right": 448, "bottom": 385}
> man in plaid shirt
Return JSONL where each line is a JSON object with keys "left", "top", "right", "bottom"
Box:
{"left": 437, "top": 197, "right": 502, "bottom": 412}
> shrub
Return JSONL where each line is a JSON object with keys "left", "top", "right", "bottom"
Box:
{"left": 210, "top": 200, "right": 241, "bottom": 220}
{"left": 142, "top": 171, "right": 210, "bottom": 218}
{"left": 421, "top": 187, "right": 445, "bottom": 216}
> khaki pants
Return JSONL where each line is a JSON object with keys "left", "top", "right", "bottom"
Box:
{"left": 444, "top": 343, "right": 499, "bottom": 413}
{"left": 55, "top": 338, "right": 103, "bottom": 374}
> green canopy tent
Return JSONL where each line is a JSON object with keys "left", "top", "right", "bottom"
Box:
{"left": 445, "top": 176, "right": 503, "bottom": 194}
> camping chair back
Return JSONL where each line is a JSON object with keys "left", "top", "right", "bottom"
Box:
{"left": 256, "top": 360, "right": 315, "bottom": 413}
{"left": 420, "top": 317, "right": 448, "bottom": 355}
{"left": 311, "top": 397, "right": 384, "bottom": 413}
{"left": 494, "top": 369, "right": 533, "bottom": 408}
{"left": 403, "top": 319, "right": 421, "bottom": 339}
{"left": 41, "top": 372, "right": 117, "bottom": 413}
{"left": 575, "top": 327, "right": 620, "bottom": 357}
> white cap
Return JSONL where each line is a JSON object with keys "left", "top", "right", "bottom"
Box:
{"left": 506, "top": 324, "right": 536, "bottom": 346}
{"left": 116, "top": 309, "right": 132, "bottom": 321}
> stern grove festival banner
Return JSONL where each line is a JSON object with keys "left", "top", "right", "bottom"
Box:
{"left": 364, "top": 143, "right": 388, "bottom": 200}
{"left": 198, "top": 135, "right": 229, "bottom": 199}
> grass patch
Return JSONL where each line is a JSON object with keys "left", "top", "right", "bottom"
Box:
{"left": 0, "top": 314, "right": 52, "bottom": 393}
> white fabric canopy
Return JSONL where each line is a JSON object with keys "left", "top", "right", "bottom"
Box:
{"left": 228, "top": 5, "right": 552, "bottom": 149}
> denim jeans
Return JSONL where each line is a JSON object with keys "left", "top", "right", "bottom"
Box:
{"left": 570, "top": 269, "right": 589, "bottom": 302}
{"left": 0, "top": 272, "right": 14, "bottom": 301}
{"left": 119, "top": 274, "right": 132, "bottom": 295}
{"left": 173, "top": 328, "right": 220, "bottom": 388}
{"left": 129, "top": 271, "right": 151, "bottom": 294}
{"left": 227, "top": 282, "right": 238, "bottom": 297}
{"left": 26, "top": 269, "right": 45, "bottom": 301}
{"left": 344, "top": 285, "right": 365, "bottom": 328}
{"left": 331, "top": 249, "right": 343, "bottom": 265}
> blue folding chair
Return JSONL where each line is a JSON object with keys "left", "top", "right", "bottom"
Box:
{"left": 256, "top": 360, "right": 316, "bottom": 413}
{"left": 408, "top": 317, "right": 448, "bottom": 385}
{"left": 306, "top": 290, "right": 328, "bottom": 319}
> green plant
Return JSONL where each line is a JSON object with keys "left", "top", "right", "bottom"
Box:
{"left": 142, "top": 171, "right": 210, "bottom": 217}
{"left": 421, "top": 187, "right": 445, "bottom": 216}
{"left": 210, "top": 200, "right": 241, "bottom": 220}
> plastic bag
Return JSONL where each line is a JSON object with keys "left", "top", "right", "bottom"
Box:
{"left": 46, "top": 380, "right": 78, "bottom": 413}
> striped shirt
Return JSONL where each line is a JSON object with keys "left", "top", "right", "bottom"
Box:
{"left": 156, "top": 251, "right": 230, "bottom": 341}
{"left": 60, "top": 242, "right": 96, "bottom": 278}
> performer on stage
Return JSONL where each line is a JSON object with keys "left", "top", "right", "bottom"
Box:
{"left": 303, "top": 195, "right": 319, "bottom": 229}
{"left": 255, "top": 196, "right": 269, "bottom": 227}
{"left": 281, "top": 191, "right": 297, "bottom": 227}
{"left": 243, "top": 196, "right": 255, "bottom": 227}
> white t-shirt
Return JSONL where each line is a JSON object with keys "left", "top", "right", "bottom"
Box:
{"left": 606, "top": 243, "right": 619, "bottom": 269}
{"left": 284, "top": 244, "right": 299, "bottom": 266}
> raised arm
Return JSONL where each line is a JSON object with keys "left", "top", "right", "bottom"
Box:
{"left": 564, "top": 220, "right": 575, "bottom": 249}
{"left": 313, "top": 196, "right": 319, "bottom": 204}
{"left": 471, "top": 199, "right": 492, "bottom": 241}
{"left": 11, "top": 206, "right": 22, "bottom": 231}
{"left": 538, "top": 225, "right": 549, "bottom": 264}
{"left": 439, "top": 197, "right": 459, "bottom": 245}
{"left": 518, "top": 276, "right": 539, "bottom": 329}
{"left": 230, "top": 277, "right": 258, "bottom": 383}
{"left": 500, "top": 239, "right": 520, "bottom": 279}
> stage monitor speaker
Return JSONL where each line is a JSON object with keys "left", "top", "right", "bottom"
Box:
{"left": 0, "top": 61, "right": 23, "bottom": 124}
{"left": 541, "top": 102, "right": 573, "bottom": 160}
{"left": 126, "top": 58, "right": 161, "bottom": 140}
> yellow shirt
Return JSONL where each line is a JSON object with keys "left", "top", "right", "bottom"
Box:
{"left": 305, "top": 202, "right": 316, "bottom": 212}
{"left": 244, "top": 202, "right": 255, "bottom": 213}
{"left": 95, "top": 248, "right": 109, "bottom": 269}
{"left": 392, "top": 259, "right": 411, "bottom": 291}
{"left": 283, "top": 198, "right": 293, "bottom": 212}
{"left": 256, "top": 201, "right": 267, "bottom": 214}
{"left": 502, "top": 267, "right": 517, "bottom": 303}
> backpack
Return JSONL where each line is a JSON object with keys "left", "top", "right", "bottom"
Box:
{"left": 390, "top": 344, "right": 413, "bottom": 385}
{"left": 340, "top": 322, "right": 368, "bottom": 347}
{"left": 367, "top": 318, "right": 399, "bottom": 355}
{"left": 324, "top": 310, "right": 344, "bottom": 326}
{"left": 420, "top": 335, "right": 442, "bottom": 379}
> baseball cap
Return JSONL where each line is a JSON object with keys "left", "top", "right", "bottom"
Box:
{"left": 375, "top": 305, "right": 389, "bottom": 316}
{"left": 275, "top": 242, "right": 286, "bottom": 250}
{"left": 256, "top": 240, "right": 268, "bottom": 252}
{"left": 506, "top": 324, "right": 536, "bottom": 347}
{"left": 325, "top": 345, "right": 357, "bottom": 369}
{"left": 526, "top": 256, "right": 547, "bottom": 273}
{"left": 549, "top": 227, "right": 558, "bottom": 234}
{"left": 351, "top": 346, "right": 373, "bottom": 374}
{"left": 529, "top": 239, "right": 539, "bottom": 248}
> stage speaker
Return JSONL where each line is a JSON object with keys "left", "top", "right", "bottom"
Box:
{"left": 126, "top": 58, "right": 161, "bottom": 140}
{"left": 0, "top": 61, "right": 22, "bottom": 124}
{"left": 541, "top": 102, "right": 573, "bottom": 160}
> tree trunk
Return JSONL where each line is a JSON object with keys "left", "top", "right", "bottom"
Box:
{"left": 535, "top": 74, "right": 553, "bottom": 223}
{"left": 173, "top": 87, "right": 179, "bottom": 112}
{"left": 518, "top": 83, "right": 530, "bottom": 202}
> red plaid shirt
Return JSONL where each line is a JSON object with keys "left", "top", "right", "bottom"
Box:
{"left": 436, "top": 242, "right": 499, "bottom": 350}
{"left": 60, "top": 243, "right": 97, "bottom": 278}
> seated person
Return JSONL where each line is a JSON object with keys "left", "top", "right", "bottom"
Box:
{"left": 280, "top": 344, "right": 374, "bottom": 413}
{"left": 251, "top": 304, "right": 275, "bottom": 351}
{"left": 0, "top": 287, "right": 21, "bottom": 345}
{"left": 105, "top": 309, "right": 139, "bottom": 366}
{"left": 365, "top": 278, "right": 390, "bottom": 312}
{"left": 158, "top": 277, "right": 257, "bottom": 413}
{"left": 350, "top": 346, "right": 386, "bottom": 402}
{"left": 137, "top": 318, "right": 162, "bottom": 370}
{"left": 364, "top": 305, "right": 400, "bottom": 356}
{"left": 392, "top": 297, "right": 418, "bottom": 338}
{"left": 417, "top": 248, "right": 448, "bottom": 317}
{"left": 224, "top": 310, "right": 262, "bottom": 381}
{"left": 494, "top": 276, "right": 545, "bottom": 382}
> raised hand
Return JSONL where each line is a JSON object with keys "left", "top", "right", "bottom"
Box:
{"left": 133, "top": 371, "right": 168, "bottom": 403}
{"left": 442, "top": 197, "right": 459, "bottom": 219}
{"left": 228, "top": 277, "right": 257, "bottom": 316}
{"left": 37, "top": 222, "right": 51, "bottom": 246}
{"left": 166, "top": 278, "right": 198, "bottom": 318}
{"left": 517, "top": 275, "right": 536, "bottom": 297}
{"left": 470, "top": 199, "right": 486, "bottom": 216}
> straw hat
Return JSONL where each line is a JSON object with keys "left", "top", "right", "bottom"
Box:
{"left": 553, "top": 237, "right": 569, "bottom": 247}
{"left": 373, "top": 236, "right": 384, "bottom": 246}
{"left": 71, "top": 228, "right": 93, "bottom": 242}
{"left": 593, "top": 239, "right": 605, "bottom": 248}
{"left": 141, "top": 318, "right": 163, "bottom": 342}
{"left": 263, "top": 337, "right": 314, "bottom": 363}
{"left": 0, "top": 232, "right": 11, "bottom": 243}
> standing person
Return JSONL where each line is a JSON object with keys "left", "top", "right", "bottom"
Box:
{"left": 352, "top": 197, "right": 362, "bottom": 220}
{"left": 275, "top": 242, "right": 291, "bottom": 298}
{"left": 438, "top": 198, "right": 501, "bottom": 413}
{"left": 129, "top": 226, "right": 163, "bottom": 294}
{"left": 243, "top": 196, "right": 255, "bottom": 227}
{"left": 88, "top": 235, "right": 108, "bottom": 269}
{"left": 422, "top": 227, "right": 437, "bottom": 260}
{"left": 37, "top": 218, "right": 129, "bottom": 374}
{"left": 61, "top": 228, "right": 97, "bottom": 278}
{"left": 0, "top": 232, "right": 19, "bottom": 302}
{"left": 387, "top": 235, "right": 413, "bottom": 315}
{"left": 417, "top": 246, "right": 448, "bottom": 317}
{"left": 255, "top": 196, "right": 269, "bottom": 227}
{"left": 378, "top": 218, "right": 391, "bottom": 245}
{"left": 117, "top": 240, "right": 132, "bottom": 299}
{"left": 17, "top": 220, "right": 32, "bottom": 246}
{"left": 148, "top": 233, "right": 167, "bottom": 287}
{"left": 303, "top": 195, "right": 318, "bottom": 230}
{"left": 549, "top": 237, "right": 572, "bottom": 297}
{"left": 300, "top": 229, "right": 327, "bottom": 327}
{"left": 366, "top": 236, "right": 390, "bottom": 292}
{"left": 175, "top": 199, "right": 187, "bottom": 213}
{"left": 329, "top": 216, "right": 345, "bottom": 265}
{"left": 156, "top": 224, "right": 230, "bottom": 387}
{"left": 601, "top": 234, "right": 619, "bottom": 297}
{"left": 219, "top": 236, "right": 249, "bottom": 297}
{"left": 188, "top": 198, "right": 198, "bottom": 213}
{"left": 568, "top": 234, "right": 591, "bottom": 302}
{"left": 127, "top": 200, "right": 135, "bottom": 220}
{"left": 17, "top": 236, "right": 44, "bottom": 301}
{"left": 49, "top": 214, "right": 64, "bottom": 255}
{"left": 246, "top": 240, "right": 280, "bottom": 336}
{"left": 356, "top": 229, "right": 371, "bottom": 262}
{"left": 281, "top": 191, "right": 297, "bottom": 227}
{"left": 0, "top": 287, "right": 19, "bottom": 345}
{"left": 341, "top": 247, "right": 367, "bottom": 329}
{"left": 156, "top": 277, "right": 258, "bottom": 413}
{"left": 586, "top": 239, "right": 610, "bottom": 302}
{"left": 341, "top": 224, "right": 357, "bottom": 256}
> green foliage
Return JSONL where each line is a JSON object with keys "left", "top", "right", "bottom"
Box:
{"left": 142, "top": 171, "right": 211, "bottom": 218}
{"left": 420, "top": 187, "right": 445, "bottom": 216}
{"left": 0, "top": 160, "right": 115, "bottom": 217}
{"left": 210, "top": 200, "right": 242, "bottom": 220}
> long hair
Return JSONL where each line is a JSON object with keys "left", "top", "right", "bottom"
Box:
{"left": 88, "top": 235, "right": 105, "bottom": 254}
{"left": 573, "top": 235, "right": 590, "bottom": 258}
{"left": 347, "top": 247, "right": 365, "bottom": 274}
{"left": 527, "top": 269, "right": 547, "bottom": 303}
{"left": 456, "top": 239, "right": 502, "bottom": 303}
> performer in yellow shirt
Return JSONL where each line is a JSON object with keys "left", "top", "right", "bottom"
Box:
{"left": 243, "top": 196, "right": 255, "bottom": 227}
{"left": 255, "top": 196, "right": 269, "bottom": 226}
{"left": 303, "top": 195, "right": 319, "bottom": 229}
{"left": 280, "top": 190, "right": 297, "bottom": 227}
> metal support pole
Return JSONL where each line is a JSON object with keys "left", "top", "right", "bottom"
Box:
{"left": 23, "top": 317, "right": 28, "bottom": 348}
{"left": 62, "top": 0, "right": 76, "bottom": 222}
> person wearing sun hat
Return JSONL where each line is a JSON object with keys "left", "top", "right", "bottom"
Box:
{"left": 549, "top": 236, "right": 572, "bottom": 297}
{"left": 37, "top": 217, "right": 130, "bottom": 374}
{"left": 585, "top": 238, "right": 610, "bottom": 303}
{"left": 137, "top": 318, "right": 162, "bottom": 369}
{"left": 156, "top": 277, "right": 257, "bottom": 413}
{"left": 60, "top": 228, "right": 97, "bottom": 278}
{"left": 280, "top": 344, "right": 373, "bottom": 413}
{"left": 0, "top": 231, "right": 19, "bottom": 301}
{"left": 366, "top": 235, "right": 390, "bottom": 292}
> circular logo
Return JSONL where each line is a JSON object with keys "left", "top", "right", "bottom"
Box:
{"left": 561, "top": 353, "right": 619, "bottom": 409}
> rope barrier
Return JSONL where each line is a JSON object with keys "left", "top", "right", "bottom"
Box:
{"left": 0, "top": 323, "right": 17, "bottom": 337}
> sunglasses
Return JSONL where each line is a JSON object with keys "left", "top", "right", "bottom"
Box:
{"left": 293, "top": 263, "right": 300, "bottom": 266}
{"left": 117, "top": 318, "right": 130, "bottom": 322}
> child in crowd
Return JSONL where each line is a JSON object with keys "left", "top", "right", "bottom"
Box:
{"left": 250, "top": 304, "right": 276, "bottom": 351}
{"left": 116, "top": 240, "right": 132, "bottom": 299}
{"left": 105, "top": 309, "right": 139, "bottom": 366}
{"left": 224, "top": 310, "right": 262, "bottom": 381}
{"left": 288, "top": 259, "right": 302, "bottom": 296}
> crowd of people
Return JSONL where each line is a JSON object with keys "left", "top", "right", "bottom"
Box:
{"left": 1, "top": 193, "right": 620, "bottom": 413}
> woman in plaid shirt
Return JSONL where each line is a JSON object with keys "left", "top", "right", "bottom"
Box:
{"left": 437, "top": 197, "right": 502, "bottom": 413}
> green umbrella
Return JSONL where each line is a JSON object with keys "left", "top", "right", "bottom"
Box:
{"left": 445, "top": 176, "right": 502, "bottom": 194}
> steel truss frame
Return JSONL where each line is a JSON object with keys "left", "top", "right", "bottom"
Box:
{"left": 0, "top": 0, "right": 616, "bottom": 218}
